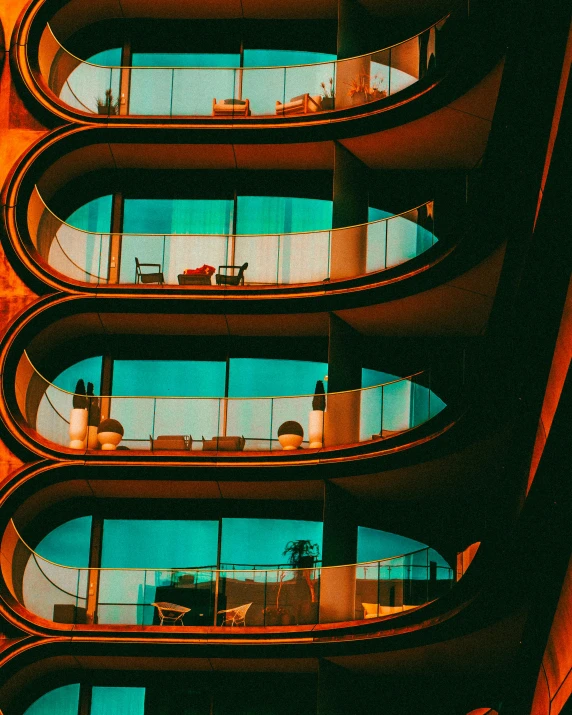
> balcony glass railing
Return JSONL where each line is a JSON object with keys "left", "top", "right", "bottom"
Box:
{"left": 7, "top": 520, "right": 454, "bottom": 627}
{"left": 29, "top": 188, "right": 436, "bottom": 287}
{"left": 20, "top": 353, "right": 446, "bottom": 453}
{"left": 37, "top": 7, "right": 463, "bottom": 118}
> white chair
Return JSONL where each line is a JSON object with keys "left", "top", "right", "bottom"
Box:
{"left": 217, "top": 602, "right": 252, "bottom": 626}
{"left": 152, "top": 601, "right": 190, "bottom": 625}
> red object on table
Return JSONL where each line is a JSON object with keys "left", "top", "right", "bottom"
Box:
{"left": 184, "top": 264, "right": 216, "bottom": 276}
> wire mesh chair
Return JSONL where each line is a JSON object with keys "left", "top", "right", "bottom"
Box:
{"left": 152, "top": 601, "right": 190, "bottom": 625}
{"left": 217, "top": 602, "right": 252, "bottom": 626}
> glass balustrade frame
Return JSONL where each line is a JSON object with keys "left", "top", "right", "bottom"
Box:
{"left": 20, "top": 351, "right": 445, "bottom": 455}
{"left": 29, "top": 187, "right": 436, "bottom": 288}
{"left": 5, "top": 519, "right": 455, "bottom": 629}
{"left": 35, "top": 5, "right": 465, "bottom": 120}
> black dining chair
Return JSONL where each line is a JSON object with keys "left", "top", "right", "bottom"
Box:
{"left": 215, "top": 262, "right": 248, "bottom": 286}
{"left": 135, "top": 257, "right": 164, "bottom": 284}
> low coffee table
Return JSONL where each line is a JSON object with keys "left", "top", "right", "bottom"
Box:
{"left": 178, "top": 274, "right": 212, "bottom": 285}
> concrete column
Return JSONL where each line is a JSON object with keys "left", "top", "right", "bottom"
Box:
{"left": 107, "top": 192, "right": 123, "bottom": 285}
{"left": 319, "top": 482, "right": 358, "bottom": 623}
{"left": 330, "top": 143, "right": 369, "bottom": 281}
{"left": 118, "top": 39, "right": 132, "bottom": 116}
{"left": 324, "top": 313, "right": 362, "bottom": 446}
{"left": 85, "top": 515, "right": 103, "bottom": 625}
{"left": 336, "top": 0, "right": 374, "bottom": 110}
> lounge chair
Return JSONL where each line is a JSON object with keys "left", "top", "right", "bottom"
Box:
{"left": 135, "top": 257, "right": 164, "bottom": 284}
{"left": 215, "top": 262, "right": 248, "bottom": 286}
{"left": 213, "top": 98, "right": 251, "bottom": 116}
{"left": 276, "top": 94, "right": 322, "bottom": 116}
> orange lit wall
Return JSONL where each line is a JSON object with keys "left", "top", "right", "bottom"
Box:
{"left": 530, "top": 553, "right": 572, "bottom": 715}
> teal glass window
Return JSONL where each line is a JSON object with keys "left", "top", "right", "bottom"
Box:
{"left": 132, "top": 53, "right": 240, "bottom": 68}
{"left": 23, "top": 518, "right": 91, "bottom": 622}
{"left": 121, "top": 199, "right": 234, "bottom": 283}
{"left": 91, "top": 687, "right": 145, "bottom": 715}
{"left": 101, "top": 520, "right": 218, "bottom": 568}
{"left": 236, "top": 197, "right": 332, "bottom": 235}
{"left": 34, "top": 516, "right": 92, "bottom": 567}
{"left": 52, "top": 198, "right": 112, "bottom": 283}
{"left": 66, "top": 196, "right": 113, "bottom": 233}
{"left": 110, "top": 360, "right": 226, "bottom": 443}
{"left": 60, "top": 49, "right": 121, "bottom": 114}
{"left": 228, "top": 359, "right": 327, "bottom": 398}
{"left": 221, "top": 518, "right": 322, "bottom": 567}
{"left": 24, "top": 684, "right": 80, "bottom": 715}
{"left": 99, "top": 520, "right": 218, "bottom": 625}
{"left": 226, "top": 359, "right": 327, "bottom": 441}
{"left": 368, "top": 207, "right": 393, "bottom": 222}
{"left": 243, "top": 50, "right": 336, "bottom": 67}
{"left": 53, "top": 357, "right": 102, "bottom": 395}
{"left": 357, "top": 526, "right": 430, "bottom": 563}
{"left": 123, "top": 198, "right": 233, "bottom": 235}
{"left": 130, "top": 53, "right": 240, "bottom": 115}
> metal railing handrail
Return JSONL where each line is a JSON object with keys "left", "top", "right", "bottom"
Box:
{"left": 45, "top": 9, "right": 453, "bottom": 72}
{"left": 34, "top": 186, "right": 432, "bottom": 240}
{"left": 10, "top": 520, "right": 436, "bottom": 574}
{"left": 26, "top": 350, "right": 427, "bottom": 401}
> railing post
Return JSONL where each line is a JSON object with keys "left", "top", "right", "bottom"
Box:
{"left": 151, "top": 398, "right": 157, "bottom": 443}
{"left": 388, "top": 48, "right": 392, "bottom": 95}
{"left": 377, "top": 561, "right": 381, "bottom": 618}
{"left": 426, "top": 548, "right": 430, "bottom": 603}
{"left": 169, "top": 68, "right": 175, "bottom": 117}
{"left": 269, "top": 398, "right": 274, "bottom": 450}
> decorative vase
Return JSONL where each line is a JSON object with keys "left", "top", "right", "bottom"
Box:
{"left": 308, "top": 410, "right": 324, "bottom": 449}
{"left": 277, "top": 421, "right": 304, "bottom": 450}
{"left": 69, "top": 408, "right": 88, "bottom": 449}
{"left": 86, "top": 425, "right": 99, "bottom": 450}
{"left": 86, "top": 384, "right": 100, "bottom": 449}
{"left": 97, "top": 418, "right": 124, "bottom": 451}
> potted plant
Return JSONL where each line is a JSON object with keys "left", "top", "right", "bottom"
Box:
{"left": 86, "top": 382, "right": 100, "bottom": 449}
{"left": 96, "top": 88, "right": 119, "bottom": 115}
{"left": 283, "top": 540, "right": 320, "bottom": 624}
{"left": 308, "top": 380, "right": 326, "bottom": 448}
{"left": 320, "top": 77, "right": 335, "bottom": 110}
{"left": 348, "top": 73, "right": 387, "bottom": 104}
{"left": 69, "top": 379, "right": 88, "bottom": 449}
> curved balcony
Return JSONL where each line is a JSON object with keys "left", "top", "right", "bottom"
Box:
{"left": 3, "top": 520, "right": 454, "bottom": 631}
{"left": 18, "top": 352, "right": 445, "bottom": 457}
{"left": 33, "top": 7, "right": 465, "bottom": 122}
{"left": 30, "top": 187, "right": 436, "bottom": 289}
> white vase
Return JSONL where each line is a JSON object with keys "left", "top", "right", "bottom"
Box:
{"left": 278, "top": 434, "right": 303, "bottom": 450}
{"left": 308, "top": 410, "right": 324, "bottom": 449}
{"left": 97, "top": 431, "right": 122, "bottom": 450}
{"left": 69, "top": 409, "right": 88, "bottom": 449}
{"left": 87, "top": 425, "right": 99, "bottom": 450}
